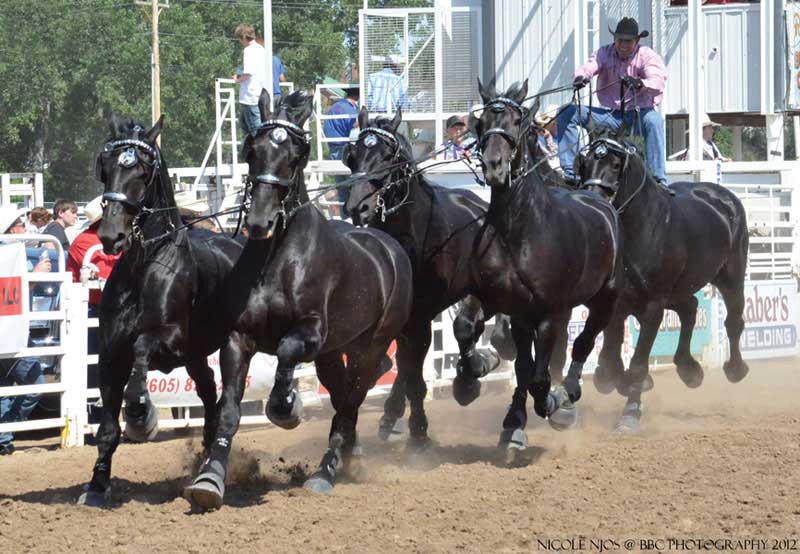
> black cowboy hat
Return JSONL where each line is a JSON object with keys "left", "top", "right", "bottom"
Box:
{"left": 446, "top": 115, "right": 466, "bottom": 129}
{"left": 609, "top": 17, "right": 649, "bottom": 40}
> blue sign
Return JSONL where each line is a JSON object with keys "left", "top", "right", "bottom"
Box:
{"left": 628, "top": 291, "right": 713, "bottom": 357}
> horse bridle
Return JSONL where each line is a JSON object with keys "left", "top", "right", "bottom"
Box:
{"left": 97, "top": 138, "right": 168, "bottom": 242}
{"left": 583, "top": 137, "right": 648, "bottom": 213}
{"left": 354, "top": 126, "right": 411, "bottom": 222}
{"left": 476, "top": 96, "right": 530, "bottom": 183}
{"left": 244, "top": 118, "right": 312, "bottom": 228}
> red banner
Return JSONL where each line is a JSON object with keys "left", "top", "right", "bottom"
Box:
{"left": 0, "top": 276, "right": 23, "bottom": 316}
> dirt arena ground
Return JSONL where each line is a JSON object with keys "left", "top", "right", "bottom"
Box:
{"left": 0, "top": 358, "right": 798, "bottom": 554}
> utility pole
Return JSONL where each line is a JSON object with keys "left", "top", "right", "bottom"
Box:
{"left": 137, "top": 0, "right": 169, "bottom": 145}
{"left": 263, "top": 0, "right": 274, "bottom": 110}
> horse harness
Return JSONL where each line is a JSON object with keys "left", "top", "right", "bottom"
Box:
{"left": 582, "top": 137, "right": 648, "bottom": 214}
{"left": 355, "top": 126, "right": 412, "bottom": 222}
{"left": 243, "top": 118, "right": 312, "bottom": 229}
{"left": 476, "top": 96, "right": 531, "bottom": 185}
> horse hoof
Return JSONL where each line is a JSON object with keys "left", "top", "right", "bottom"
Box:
{"left": 123, "top": 404, "right": 159, "bottom": 443}
{"left": 490, "top": 316, "right": 517, "bottom": 361}
{"left": 498, "top": 427, "right": 528, "bottom": 451}
{"left": 614, "top": 415, "right": 641, "bottom": 435}
{"left": 303, "top": 476, "right": 334, "bottom": 495}
{"left": 183, "top": 472, "right": 225, "bottom": 511}
{"left": 266, "top": 391, "right": 304, "bottom": 430}
{"left": 616, "top": 373, "right": 654, "bottom": 396}
{"left": 593, "top": 365, "right": 619, "bottom": 395}
{"left": 723, "top": 360, "right": 750, "bottom": 383}
{"left": 676, "top": 360, "right": 705, "bottom": 388}
{"left": 545, "top": 387, "right": 577, "bottom": 431}
{"left": 452, "top": 374, "right": 482, "bottom": 406}
{"left": 76, "top": 488, "right": 109, "bottom": 508}
{"left": 377, "top": 416, "right": 406, "bottom": 441}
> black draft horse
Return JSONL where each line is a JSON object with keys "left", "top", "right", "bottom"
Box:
{"left": 578, "top": 135, "right": 750, "bottom": 432}
{"left": 183, "top": 90, "right": 413, "bottom": 508}
{"left": 344, "top": 107, "right": 518, "bottom": 448}
{"left": 78, "top": 116, "right": 245, "bottom": 507}
{"left": 471, "top": 79, "right": 624, "bottom": 440}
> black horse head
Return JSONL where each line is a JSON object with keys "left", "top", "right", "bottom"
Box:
{"left": 96, "top": 115, "right": 173, "bottom": 255}
{"left": 579, "top": 133, "right": 647, "bottom": 207}
{"left": 344, "top": 107, "right": 408, "bottom": 226}
{"left": 474, "top": 79, "right": 535, "bottom": 188}
{"left": 242, "top": 89, "right": 313, "bottom": 239}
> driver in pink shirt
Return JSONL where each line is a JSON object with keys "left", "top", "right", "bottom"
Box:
{"left": 556, "top": 17, "right": 670, "bottom": 191}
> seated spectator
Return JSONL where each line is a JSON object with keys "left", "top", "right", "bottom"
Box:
{"left": 42, "top": 198, "right": 78, "bottom": 251}
{"left": 669, "top": 113, "right": 731, "bottom": 162}
{"left": 174, "top": 191, "right": 219, "bottom": 240}
{"left": 0, "top": 206, "right": 55, "bottom": 271}
{"left": 534, "top": 104, "right": 562, "bottom": 172}
{"left": 0, "top": 206, "right": 50, "bottom": 456}
{"left": 24, "top": 207, "right": 52, "bottom": 247}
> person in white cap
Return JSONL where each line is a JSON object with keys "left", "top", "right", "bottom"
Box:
{"left": 175, "top": 191, "right": 219, "bottom": 239}
{"left": 0, "top": 206, "right": 53, "bottom": 272}
{"left": 534, "top": 104, "right": 562, "bottom": 171}
{"left": 0, "top": 205, "right": 48, "bottom": 455}
{"left": 669, "top": 113, "right": 731, "bottom": 162}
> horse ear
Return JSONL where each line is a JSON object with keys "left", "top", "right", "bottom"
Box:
{"left": 298, "top": 92, "right": 314, "bottom": 125}
{"left": 144, "top": 115, "right": 164, "bottom": 143}
{"left": 478, "top": 78, "right": 493, "bottom": 104}
{"left": 241, "top": 134, "right": 254, "bottom": 163}
{"left": 259, "top": 89, "right": 272, "bottom": 122}
{"left": 358, "top": 106, "right": 369, "bottom": 130}
{"left": 508, "top": 79, "right": 528, "bottom": 103}
{"left": 390, "top": 107, "right": 403, "bottom": 132}
{"left": 109, "top": 115, "right": 122, "bottom": 139}
{"left": 95, "top": 153, "right": 105, "bottom": 184}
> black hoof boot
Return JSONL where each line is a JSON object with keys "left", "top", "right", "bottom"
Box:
{"left": 457, "top": 348, "right": 501, "bottom": 380}
{"left": 377, "top": 415, "right": 406, "bottom": 441}
{"left": 452, "top": 373, "right": 482, "bottom": 406}
{"left": 266, "top": 387, "right": 304, "bottom": 430}
{"left": 77, "top": 485, "right": 110, "bottom": 508}
{"left": 123, "top": 398, "right": 159, "bottom": 443}
{"left": 183, "top": 462, "right": 226, "bottom": 511}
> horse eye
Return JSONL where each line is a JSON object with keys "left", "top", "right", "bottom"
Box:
{"left": 364, "top": 134, "right": 378, "bottom": 148}
{"left": 270, "top": 128, "right": 288, "bottom": 144}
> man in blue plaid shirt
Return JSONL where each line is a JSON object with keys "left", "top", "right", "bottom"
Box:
{"left": 367, "top": 56, "right": 407, "bottom": 113}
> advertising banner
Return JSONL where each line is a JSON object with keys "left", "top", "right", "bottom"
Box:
{"left": 0, "top": 242, "right": 29, "bottom": 355}
{"left": 787, "top": 4, "right": 800, "bottom": 109}
{"left": 628, "top": 290, "right": 713, "bottom": 358}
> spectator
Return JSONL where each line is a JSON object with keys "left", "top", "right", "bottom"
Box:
{"left": 324, "top": 86, "right": 360, "bottom": 217}
{"left": 557, "top": 17, "right": 670, "bottom": 191}
{"left": 174, "top": 191, "right": 219, "bottom": 240}
{"left": 255, "top": 37, "right": 287, "bottom": 101}
{"left": 442, "top": 115, "right": 474, "bottom": 160}
{"left": 27, "top": 207, "right": 52, "bottom": 233}
{"left": 42, "top": 198, "right": 77, "bottom": 251}
{"left": 534, "top": 104, "right": 562, "bottom": 171}
{"left": 233, "top": 24, "right": 267, "bottom": 137}
{"left": 0, "top": 206, "right": 55, "bottom": 272}
{"left": 668, "top": 113, "right": 731, "bottom": 162}
{"left": 0, "top": 206, "right": 50, "bottom": 456}
{"left": 66, "top": 196, "right": 120, "bottom": 406}
{"left": 367, "top": 55, "right": 407, "bottom": 113}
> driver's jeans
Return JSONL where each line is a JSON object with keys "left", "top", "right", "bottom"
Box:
{"left": 556, "top": 105, "right": 667, "bottom": 184}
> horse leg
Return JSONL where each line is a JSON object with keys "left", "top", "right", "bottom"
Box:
{"left": 122, "top": 335, "right": 160, "bottom": 442}
{"left": 548, "top": 309, "right": 571, "bottom": 384}
{"left": 266, "top": 316, "right": 324, "bottom": 429}
{"left": 305, "top": 352, "right": 370, "bottom": 494}
{"left": 671, "top": 295, "right": 705, "bottom": 388}
{"left": 378, "top": 365, "right": 407, "bottom": 441}
{"left": 616, "top": 302, "right": 664, "bottom": 434}
{"left": 186, "top": 360, "right": 219, "bottom": 451}
{"left": 594, "top": 308, "right": 626, "bottom": 394}
{"left": 184, "top": 332, "right": 254, "bottom": 511}
{"left": 77, "top": 356, "right": 132, "bottom": 507}
{"left": 529, "top": 317, "right": 559, "bottom": 421}
{"left": 715, "top": 280, "right": 749, "bottom": 383}
{"left": 490, "top": 313, "right": 518, "bottom": 361}
{"left": 499, "top": 318, "right": 534, "bottom": 457}
{"left": 399, "top": 323, "right": 432, "bottom": 450}
{"left": 452, "top": 297, "right": 500, "bottom": 406}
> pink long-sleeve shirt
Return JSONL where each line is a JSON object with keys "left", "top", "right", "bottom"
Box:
{"left": 574, "top": 43, "right": 667, "bottom": 110}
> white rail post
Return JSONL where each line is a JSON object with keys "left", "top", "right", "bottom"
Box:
{"left": 687, "top": 0, "right": 705, "bottom": 165}
{"left": 60, "top": 281, "right": 89, "bottom": 447}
